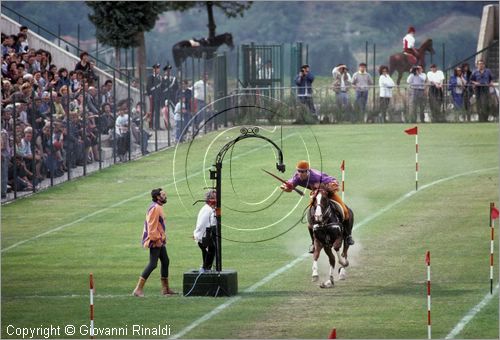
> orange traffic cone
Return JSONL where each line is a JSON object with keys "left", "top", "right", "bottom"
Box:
{"left": 328, "top": 328, "right": 337, "bottom": 339}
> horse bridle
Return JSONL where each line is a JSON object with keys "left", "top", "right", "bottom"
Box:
{"left": 311, "top": 191, "right": 338, "bottom": 229}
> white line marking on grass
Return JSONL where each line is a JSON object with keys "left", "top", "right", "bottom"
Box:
{"left": 169, "top": 167, "right": 498, "bottom": 339}
{"left": 2, "top": 133, "right": 297, "bottom": 254}
{"left": 445, "top": 283, "right": 499, "bottom": 339}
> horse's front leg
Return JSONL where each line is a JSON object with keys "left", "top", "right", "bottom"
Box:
{"left": 311, "top": 238, "right": 322, "bottom": 282}
{"left": 320, "top": 246, "right": 336, "bottom": 288}
{"left": 341, "top": 242, "right": 349, "bottom": 261}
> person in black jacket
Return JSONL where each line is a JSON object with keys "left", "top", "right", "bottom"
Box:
{"left": 146, "top": 63, "right": 163, "bottom": 130}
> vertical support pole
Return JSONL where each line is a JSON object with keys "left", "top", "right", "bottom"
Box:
{"left": 139, "top": 65, "right": 145, "bottom": 155}
{"left": 12, "top": 96, "right": 17, "bottom": 199}
{"left": 112, "top": 71, "right": 117, "bottom": 164}
{"left": 365, "top": 41, "right": 368, "bottom": 65}
{"left": 127, "top": 76, "right": 132, "bottom": 161}
{"left": 280, "top": 43, "right": 285, "bottom": 100}
{"left": 305, "top": 43, "right": 309, "bottom": 64}
{"left": 373, "top": 43, "right": 376, "bottom": 112}
{"left": 125, "top": 48, "right": 128, "bottom": 80}
{"left": 96, "top": 77, "right": 102, "bottom": 170}
{"left": 77, "top": 24, "right": 81, "bottom": 56}
{"left": 341, "top": 160, "right": 345, "bottom": 201}
{"left": 49, "top": 89, "right": 54, "bottom": 187}
{"left": 95, "top": 34, "right": 99, "bottom": 69}
{"left": 89, "top": 273, "right": 94, "bottom": 339}
{"left": 131, "top": 47, "right": 135, "bottom": 81}
{"left": 442, "top": 43, "right": 446, "bottom": 119}
{"left": 65, "top": 90, "right": 71, "bottom": 181}
{"left": 215, "top": 162, "right": 222, "bottom": 272}
{"left": 490, "top": 202, "right": 495, "bottom": 294}
{"left": 426, "top": 251, "right": 431, "bottom": 339}
{"left": 30, "top": 91, "right": 37, "bottom": 192}
{"left": 58, "top": 24, "right": 61, "bottom": 47}
{"left": 415, "top": 132, "right": 419, "bottom": 191}
{"left": 82, "top": 83, "right": 87, "bottom": 176}
{"left": 203, "top": 55, "right": 207, "bottom": 135}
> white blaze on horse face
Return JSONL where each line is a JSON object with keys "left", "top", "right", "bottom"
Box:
{"left": 315, "top": 192, "right": 323, "bottom": 221}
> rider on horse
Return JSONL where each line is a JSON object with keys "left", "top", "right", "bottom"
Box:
{"left": 280, "top": 160, "right": 355, "bottom": 252}
{"left": 403, "top": 26, "right": 419, "bottom": 65}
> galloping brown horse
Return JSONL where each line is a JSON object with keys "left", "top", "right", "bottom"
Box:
{"left": 389, "top": 39, "right": 435, "bottom": 85}
{"left": 308, "top": 189, "right": 351, "bottom": 288}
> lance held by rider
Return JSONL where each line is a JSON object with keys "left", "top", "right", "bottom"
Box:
{"left": 278, "top": 160, "right": 354, "bottom": 253}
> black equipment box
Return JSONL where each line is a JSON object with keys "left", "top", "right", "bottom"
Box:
{"left": 183, "top": 270, "right": 238, "bottom": 297}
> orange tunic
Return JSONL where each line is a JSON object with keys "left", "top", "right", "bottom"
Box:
{"left": 141, "top": 202, "right": 167, "bottom": 248}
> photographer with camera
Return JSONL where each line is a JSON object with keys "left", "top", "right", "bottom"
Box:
{"left": 407, "top": 65, "right": 427, "bottom": 123}
{"left": 295, "top": 64, "right": 317, "bottom": 122}
{"left": 193, "top": 189, "right": 217, "bottom": 273}
{"left": 332, "top": 64, "right": 352, "bottom": 114}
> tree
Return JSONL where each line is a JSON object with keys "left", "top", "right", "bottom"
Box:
{"left": 170, "top": 1, "right": 253, "bottom": 40}
{"left": 87, "top": 1, "right": 169, "bottom": 79}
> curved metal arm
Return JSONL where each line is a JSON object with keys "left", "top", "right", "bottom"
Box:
{"left": 215, "top": 127, "right": 285, "bottom": 172}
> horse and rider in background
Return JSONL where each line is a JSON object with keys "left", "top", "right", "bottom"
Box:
{"left": 389, "top": 26, "right": 435, "bottom": 85}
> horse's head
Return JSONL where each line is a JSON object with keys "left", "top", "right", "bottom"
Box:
{"left": 310, "top": 188, "right": 330, "bottom": 223}
{"left": 422, "top": 39, "right": 435, "bottom": 54}
{"left": 224, "top": 33, "right": 234, "bottom": 49}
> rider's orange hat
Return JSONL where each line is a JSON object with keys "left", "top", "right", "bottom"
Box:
{"left": 408, "top": 26, "right": 416, "bottom": 33}
{"left": 296, "top": 160, "right": 310, "bottom": 170}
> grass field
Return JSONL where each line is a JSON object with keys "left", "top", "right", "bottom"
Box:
{"left": 1, "top": 123, "right": 499, "bottom": 339}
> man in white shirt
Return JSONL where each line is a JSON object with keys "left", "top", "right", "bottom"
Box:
{"left": 332, "top": 64, "right": 352, "bottom": 113}
{"left": 426, "top": 64, "right": 445, "bottom": 122}
{"left": 407, "top": 65, "right": 427, "bottom": 123}
{"left": 193, "top": 189, "right": 217, "bottom": 273}
{"left": 192, "top": 73, "right": 212, "bottom": 129}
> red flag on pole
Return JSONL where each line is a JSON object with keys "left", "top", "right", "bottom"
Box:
{"left": 492, "top": 207, "right": 499, "bottom": 220}
{"left": 404, "top": 126, "right": 418, "bottom": 135}
{"left": 328, "top": 328, "right": 337, "bottom": 339}
{"left": 425, "top": 251, "right": 430, "bottom": 265}
{"left": 340, "top": 160, "right": 345, "bottom": 171}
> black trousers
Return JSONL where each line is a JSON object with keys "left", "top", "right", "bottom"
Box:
{"left": 476, "top": 87, "right": 491, "bottom": 122}
{"left": 198, "top": 241, "right": 216, "bottom": 270}
{"left": 141, "top": 246, "right": 169, "bottom": 279}
{"left": 299, "top": 96, "right": 316, "bottom": 114}
{"left": 429, "top": 86, "right": 444, "bottom": 122}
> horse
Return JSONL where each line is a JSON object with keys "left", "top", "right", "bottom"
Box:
{"left": 172, "top": 33, "right": 234, "bottom": 68}
{"left": 308, "top": 188, "right": 352, "bottom": 288}
{"left": 389, "top": 38, "right": 435, "bottom": 85}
